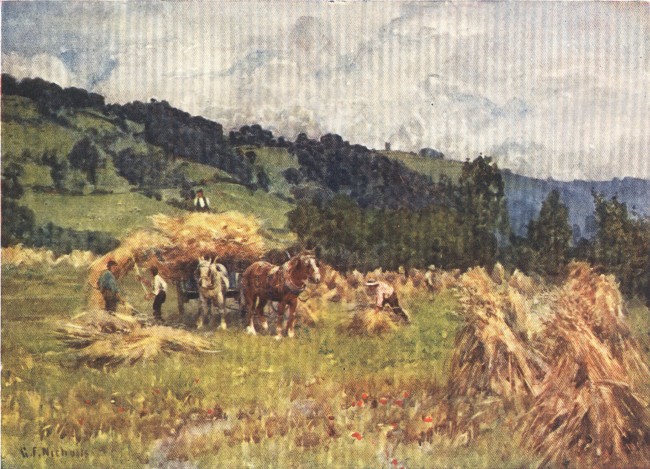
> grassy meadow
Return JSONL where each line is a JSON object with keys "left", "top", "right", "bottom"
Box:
{"left": 0, "top": 260, "right": 546, "bottom": 468}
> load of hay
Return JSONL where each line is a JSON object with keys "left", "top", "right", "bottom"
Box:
{"left": 521, "top": 263, "right": 650, "bottom": 468}
{"left": 57, "top": 310, "right": 213, "bottom": 367}
{"left": 87, "top": 211, "right": 266, "bottom": 308}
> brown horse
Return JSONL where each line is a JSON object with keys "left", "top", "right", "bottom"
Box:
{"left": 241, "top": 251, "right": 321, "bottom": 338}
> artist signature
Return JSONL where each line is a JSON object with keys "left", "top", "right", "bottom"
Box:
{"left": 19, "top": 446, "right": 89, "bottom": 459}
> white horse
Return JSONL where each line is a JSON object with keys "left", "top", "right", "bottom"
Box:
{"left": 194, "top": 259, "right": 230, "bottom": 329}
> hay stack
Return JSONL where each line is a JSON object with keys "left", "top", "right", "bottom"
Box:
{"left": 430, "top": 269, "right": 461, "bottom": 293}
{"left": 346, "top": 270, "right": 365, "bottom": 289}
{"left": 523, "top": 317, "right": 650, "bottom": 467}
{"left": 449, "top": 267, "right": 545, "bottom": 401}
{"left": 346, "top": 308, "right": 398, "bottom": 336}
{"left": 490, "top": 262, "right": 507, "bottom": 285}
{"left": 57, "top": 310, "right": 212, "bottom": 367}
{"left": 2, "top": 245, "right": 96, "bottom": 268}
{"left": 87, "top": 211, "right": 266, "bottom": 308}
{"left": 508, "top": 269, "right": 539, "bottom": 297}
{"left": 522, "top": 262, "right": 650, "bottom": 468}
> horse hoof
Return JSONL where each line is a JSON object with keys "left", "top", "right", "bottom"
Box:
{"left": 219, "top": 322, "right": 227, "bottom": 330}
{"left": 274, "top": 334, "right": 282, "bottom": 341}
{"left": 287, "top": 330, "right": 295, "bottom": 339}
{"left": 246, "top": 326, "right": 257, "bottom": 336}
{"left": 261, "top": 321, "right": 269, "bottom": 331}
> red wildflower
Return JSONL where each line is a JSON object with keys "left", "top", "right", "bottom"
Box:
{"left": 350, "top": 401, "right": 356, "bottom": 407}
{"left": 392, "top": 423, "right": 398, "bottom": 429}
{"left": 350, "top": 432, "right": 363, "bottom": 440}
{"left": 357, "top": 400, "right": 364, "bottom": 407}
{"left": 77, "top": 418, "right": 84, "bottom": 426}
{"left": 84, "top": 399, "right": 91, "bottom": 405}
{"left": 117, "top": 407, "right": 125, "bottom": 413}
{"left": 328, "top": 415, "right": 335, "bottom": 421}
{"left": 394, "top": 399, "right": 404, "bottom": 407}
{"left": 207, "top": 409, "right": 214, "bottom": 415}
{"left": 361, "top": 392, "right": 369, "bottom": 400}
{"left": 391, "top": 458, "right": 398, "bottom": 466}
{"left": 423, "top": 416, "right": 433, "bottom": 423}
{"left": 403, "top": 391, "right": 410, "bottom": 398}
{"left": 152, "top": 389, "right": 161, "bottom": 395}
{"left": 379, "top": 398, "right": 389, "bottom": 405}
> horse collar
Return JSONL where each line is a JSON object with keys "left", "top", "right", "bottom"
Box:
{"left": 285, "top": 277, "right": 306, "bottom": 295}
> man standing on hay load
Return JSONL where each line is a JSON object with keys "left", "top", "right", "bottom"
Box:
{"left": 98, "top": 260, "right": 125, "bottom": 313}
{"left": 365, "top": 279, "right": 410, "bottom": 323}
{"left": 193, "top": 188, "right": 210, "bottom": 212}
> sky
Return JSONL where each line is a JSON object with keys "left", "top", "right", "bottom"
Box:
{"left": 2, "top": 1, "right": 649, "bottom": 181}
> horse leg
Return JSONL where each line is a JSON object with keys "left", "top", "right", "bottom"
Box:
{"left": 245, "top": 293, "right": 257, "bottom": 336}
{"left": 197, "top": 292, "right": 207, "bottom": 329}
{"left": 286, "top": 299, "right": 298, "bottom": 338}
{"left": 206, "top": 295, "right": 214, "bottom": 328}
{"left": 217, "top": 290, "right": 227, "bottom": 330}
{"left": 274, "top": 301, "right": 286, "bottom": 339}
{"left": 257, "top": 299, "right": 268, "bottom": 331}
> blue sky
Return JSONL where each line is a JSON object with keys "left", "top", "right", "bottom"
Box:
{"left": 2, "top": 1, "right": 649, "bottom": 180}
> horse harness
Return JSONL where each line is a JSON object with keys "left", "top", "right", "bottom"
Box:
{"left": 197, "top": 265, "right": 223, "bottom": 291}
{"left": 254, "top": 263, "right": 306, "bottom": 300}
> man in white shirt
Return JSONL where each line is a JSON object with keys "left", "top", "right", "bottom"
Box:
{"left": 365, "top": 278, "right": 410, "bottom": 323}
{"left": 149, "top": 266, "right": 168, "bottom": 322}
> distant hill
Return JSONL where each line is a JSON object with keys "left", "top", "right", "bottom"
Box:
{"left": 383, "top": 150, "right": 650, "bottom": 239}
{"left": 2, "top": 73, "right": 648, "bottom": 247}
{"left": 502, "top": 170, "right": 650, "bottom": 238}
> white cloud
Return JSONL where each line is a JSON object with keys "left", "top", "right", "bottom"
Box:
{"left": 2, "top": 52, "right": 74, "bottom": 88}
{"left": 2, "top": 1, "right": 649, "bottom": 180}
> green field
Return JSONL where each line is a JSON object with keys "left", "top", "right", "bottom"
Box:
{"left": 1, "top": 262, "right": 542, "bottom": 468}
{"left": 20, "top": 190, "right": 184, "bottom": 237}
{"left": 238, "top": 145, "right": 299, "bottom": 197}
{"left": 380, "top": 151, "right": 465, "bottom": 183}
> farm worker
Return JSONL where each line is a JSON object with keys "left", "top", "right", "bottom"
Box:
{"left": 194, "top": 189, "right": 210, "bottom": 211}
{"left": 148, "top": 266, "right": 167, "bottom": 323}
{"left": 424, "top": 265, "right": 437, "bottom": 291}
{"left": 365, "top": 279, "right": 410, "bottom": 323}
{"left": 98, "top": 260, "right": 124, "bottom": 313}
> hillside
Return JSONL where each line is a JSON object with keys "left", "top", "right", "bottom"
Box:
{"left": 2, "top": 74, "right": 649, "bottom": 253}
{"left": 1, "top": 92, "right": 295, "bottom": 248}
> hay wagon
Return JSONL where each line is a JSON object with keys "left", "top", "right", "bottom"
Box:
{"left": 86, "top": 211, "right": 267, "bottom": 318}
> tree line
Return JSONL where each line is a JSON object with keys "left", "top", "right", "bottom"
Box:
{"left": 285, "top": 133, "right": 448, "bottom": 210}
{"left": 289, "top": 156, "right": 650, "bottom": 304}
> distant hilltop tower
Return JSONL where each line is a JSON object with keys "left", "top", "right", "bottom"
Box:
{"left": 385, "top": 142, "right": 391, "bottom": 151}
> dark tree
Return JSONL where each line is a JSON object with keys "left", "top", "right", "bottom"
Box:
{"left": 2, "top": 162, "right": 25, "bottom": 199}
{"left": 68, "top": 137, "right": 105, "bottom": 184}
{"left": 455, "top": 155, "right": 509, "bottom": 267}
{"left": 591, "top": 192, "right": 650, "bottom": 302}
{"left": 256, "top": 167, "right": 270, "bottom": 192}
{"left": 526, "top": 190, "right": 573, "bottom": 276}
{"left": 42, "top": 151, "right": 69, "bottom": 190}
